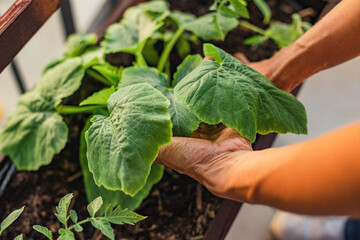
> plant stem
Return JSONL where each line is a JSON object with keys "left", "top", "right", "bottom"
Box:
{"left": 57, "top": 105, "right": 104, "bottom": 115}
{"left": 86, "top": 69, "right": 113, "bottom": 86}
{"left": 157, "top": 27, "right": 184, "bottom": 72}
{"left": 68, "top": 219, "right": 90, "bottom": 231}
{"left": 238, "top": 20, "right": 266, "bottom": 35}
{"left": 135, "top": 41, "right": 148, "bottom": 66}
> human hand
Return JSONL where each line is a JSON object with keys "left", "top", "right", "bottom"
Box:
{"left": 156, "top": 128, "right": 252, "bottom": 197}
{"left": 234, "top": 49, "right": 304, "bottom": 93}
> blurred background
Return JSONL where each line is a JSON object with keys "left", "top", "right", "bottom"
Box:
{"left": 1, "top": 0, "right": 360, "bottom": 239}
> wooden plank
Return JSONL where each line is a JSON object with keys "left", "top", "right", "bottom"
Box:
{"left": 0, "top": 0, "right": 66, "bottom": 73}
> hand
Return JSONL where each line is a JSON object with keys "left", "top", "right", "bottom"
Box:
{"left": 156, "top": 128, "right": 252, "bottom": 197}
{"left": 234, "top": 51, "right": 302, "bottom": 93}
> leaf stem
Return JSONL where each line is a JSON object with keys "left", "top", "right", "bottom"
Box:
{"left": 135, "top": 42, "right": 148, "bottom": 66}
{"left": 86, "top": 69, "right": 113, "bottom": 86}
{"left": 57, "top": 105, "right": 104, "bottom": 115}
{"left": 238, "top": 20, "right": 266, "bottom": 35}
{"left": 67, "top": 219, "right": 90, "bottom": 231}
{"left": 157, "top": 27, "right": 184, "bottom": 72}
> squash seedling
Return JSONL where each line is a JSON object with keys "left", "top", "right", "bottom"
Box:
{"left": 0, "top": 0, "right": 308, "bottom": 214}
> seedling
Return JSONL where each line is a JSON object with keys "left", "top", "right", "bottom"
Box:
{"left": 33, "top": 193, "right": 145, "bottom": 240}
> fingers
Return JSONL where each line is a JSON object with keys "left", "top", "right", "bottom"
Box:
{"left": 204, "top": 56, "right": 215, "bottom": 61}
{"left": 156, "top": 137, "right": 214, "bottom": 174}
{"left": 234, "top": 52, "right": 250, "bottom": 65}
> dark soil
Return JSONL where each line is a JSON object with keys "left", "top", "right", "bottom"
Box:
{"left": 0, "top": 0, "right": 316, "bottom": 239}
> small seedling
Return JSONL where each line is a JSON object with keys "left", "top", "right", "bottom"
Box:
{"left": 33, "top": 193, "right": 146, "bottom": 240}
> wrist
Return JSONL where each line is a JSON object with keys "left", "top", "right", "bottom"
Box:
{"left": 252, "top": 40, "right": 323, "bottom": 92}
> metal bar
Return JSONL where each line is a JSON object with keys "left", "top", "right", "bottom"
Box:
{"left": 60, "top": 0, "right": 76, "bottom": 37}
{"left": 86, "top": 0, "right": 120, "bottom": 34}
{"left": 0, "top": 164, "right": 16, "bottom": 198}
{"left": 0, "top": 0, "right": 67, "bottom": 73}
{"left": 10, "top": 60, "right": 26, "bottom": 93}
{"left": 95, "top": 0, "right": 146, "bottom": 40}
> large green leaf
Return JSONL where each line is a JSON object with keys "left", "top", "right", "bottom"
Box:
{"left": 118, "top": 66, "right": 200, "bottom": 136}
{"left": 86, "top": 83, "right": 172, "bottom": 195}
{"left": 174, "top": 44, "right": 307, "bottom": 142}
{"left": 80, "top": 118, "right": 164, "bottom": 214}
{"left": 101, "top": 1, "right": 169, "bottom": 54}
{"left": 183, "top": 13, "right": 238, "bottom": 41}
{"left": 35, "top": 58, "right": 85, "bottom": 105}
{"left": 172, "top": 54, "right": 202, "bottom": 87}
{"left": 0, "top": 59, "right": 84, "bottom": 170}
{"left": 0, "top": 93, "right": 68, "bottom": 170}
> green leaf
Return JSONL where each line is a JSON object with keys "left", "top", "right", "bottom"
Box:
{"left": 86, "top": 83, "right": 172, "bottom": 195}
{"left": 87, "top": 196, "right": 103, "bottom": 217}
{"left": 118, "top": 66, "right": 169, "bottom": 94}
{"left": 0, "top": 206, "right": 24, "bottom": 235}
{"left": 81, "top": 121, "right": 165, "bottom": 212}
{"left": 218, "top": 5, "right": 238, "bottom": 18}
{"left": 35, "top": 58, "right": 85, "bottom": 105}
{"left": 55, "top": 193, "right": 73, "bottom": 225}
{"left": 42, "top": 59, "right": 63, "bottom": 75}
{"left": 169, "top": 11, "right": 196, "bottom": 26}
{"left": 143, "top": 39, "right": 160, "bottom": 66}
{"left": 104, "top": 208, "right": 146, "bottom": 225}
{"left": 80, "top": 118, "right": 164, "bottom": 213}
{"left": 174, "top": 44, "right": 307, "bottom": 142}
{"left": 254, "top": 0, "right": 271, "bottom": 24}
{"left": 80, "top": 87, "right": 116, "bottom": 106}
{"left": 118, "top": 66, "right": 200, "bottom": 136}
{"left": 173, "top": 54, "right": 203, "bottom": 87}
{"left": 14, "top": 234, "right": 23, "bottom": 240}
{"left": 73, "top": 224, "right": 83, "bottom": 232}
{"left": 229, "top": 0, "right": 249, "bottom": 18}
{"left": 58, "top": 229, "right": 75, "bottom": 240}
{"left": 101, "top": 2, "right": 169, "bottom": 54}
{"left": 90, "top": 219, "right": 114, "bottom": 240}
{"left": 92, "top": 64, "right": 120, "bottom": 85}
{"left": 80, "top": 46, "right": 105, "bottom": 67}
{"left": 183, "top": 13, "right": 238, "bottom": 41}
{"left": 243, "top": 35, "right": 267, "bottom": 45}
{"left": 33, "top": 225, "right": 53, "bottom": 240}
{"left": 175, "top": 35, "right": 191, "bottom": 59}
{"left": 69, "top": 210, "right": 78, "bottom": 224}
{"left": 64, "top": 33, "right": 98, "bottom": 57}
{"left": 0, "top": 92, "right": 68, "bottom": 170}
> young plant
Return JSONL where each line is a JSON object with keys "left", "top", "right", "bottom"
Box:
{"left": 240, "top": 13, "right": 312, "bottom": 48}
{"left": 0, "top": 206, "right": 24, "bottom": 239}
{"left": 0, "top": 0, "right": 308, "bottom": 215}
{"left": 33, "top": 193, "right": 145, "bottom": 240}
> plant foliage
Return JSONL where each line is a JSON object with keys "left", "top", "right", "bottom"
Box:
{"left": 0, "top": 0, "right": 308, "bottom": 217}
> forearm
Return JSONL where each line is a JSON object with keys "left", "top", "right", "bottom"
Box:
{"left": 215, "top": 122, "right": 360, "bottom": 216}
{"left": 256, "top": 0, "right": 360, "bottom": 92}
